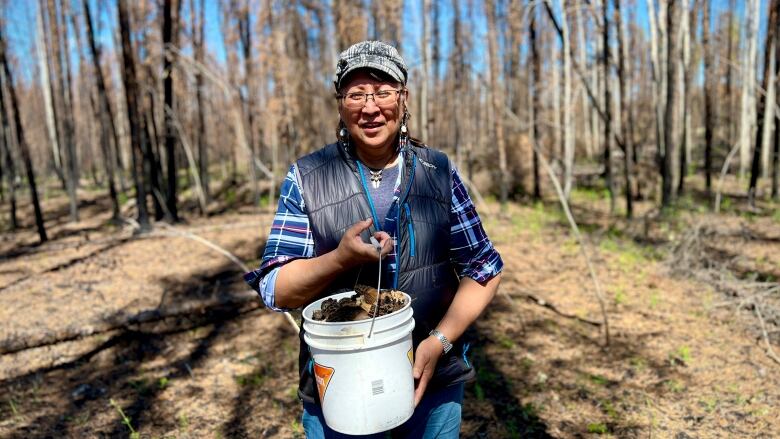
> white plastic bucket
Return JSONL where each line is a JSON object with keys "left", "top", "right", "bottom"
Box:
{"left": 302, "top": 291, "right": 416, "bottom": 435}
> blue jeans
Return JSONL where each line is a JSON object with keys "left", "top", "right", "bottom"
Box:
{"left": 302, "top": 383, "right": 465, "bottom": 438}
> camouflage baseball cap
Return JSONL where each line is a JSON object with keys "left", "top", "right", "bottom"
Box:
{"left": 334, "top": 40, "right": 408, "bottom": 91}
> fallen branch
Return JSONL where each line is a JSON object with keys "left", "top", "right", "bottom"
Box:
{"left": 0, "top": 291, "right": 261, "bottom": 355}
{"left": 155, "top": 222, "right": 300, "bottom": 334}
{"left": 510, "top": 290, "right": 602, "bottom": 327}
{"left": 755, "top": 302, "right": 780, "bottom": 365}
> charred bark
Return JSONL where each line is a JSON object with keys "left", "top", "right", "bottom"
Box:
{"left": 0, "top": 28, "right": 47, "bottom": 242}
{"left": 747, "top": 0, "right": 779, "bottom": 206}
{"left": 661, "top": 0, "right": 679, "bottom": 208}
{"left": 163, "top": 0, "right": 180, "bottom": 221}
{"left": 118, "top": 0, "right": 150, "bottom": 230}
{"left": 702, "top": 0, "right": 715, "bottom": 197}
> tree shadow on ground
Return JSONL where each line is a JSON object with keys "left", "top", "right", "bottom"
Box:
{"left": 460, "top": 292, "right": 689, "bottom": 438}
{"left": 462, "top": 325, "right": 553, "bottom": 438}
{"left": 0, "top": 237, "right": 273, "bottom": 437}
{"left": 220, "top": 321, "right": 300, "bottom": 438}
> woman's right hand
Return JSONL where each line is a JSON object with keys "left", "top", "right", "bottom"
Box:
{"left": 335, "top": 218, "right": 392, "bottom": 267}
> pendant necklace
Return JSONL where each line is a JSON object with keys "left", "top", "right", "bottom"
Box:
{"left": 364, "top": 152, "right": 398, "bottom": 189}
{"left": 368, "top": 169, "right": 383, "bottom": 189}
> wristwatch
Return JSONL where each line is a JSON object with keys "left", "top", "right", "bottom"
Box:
{"left": 429, "top": 329, "right": 453, "bottom": 354}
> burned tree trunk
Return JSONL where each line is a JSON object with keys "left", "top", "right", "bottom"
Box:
{"left": 0, "top": 28, "right": 47, "bottom": 242}
{"left": 702, "top": 0, "right": 715, "bottom": 197}
{"left": 118, "top": 0, "right": 150, "bottom": 230}
{"left": 615, "top": 0, "right": 633, "bottom": 218}
{"left": 747, "top": 0, "right": 779, "bottom": 207}
{"left": 237, "top": 1, "right": 259, "bottom": 204}
{"left": 602, "top": 0, "right": 615, "bottom": 212}
{"left": 530, "top": 0, "right": 541, "bottom": 200}
{"left": 163, "top": 0, "right": 180, "bottom": 221}
{"left": 677, "top": 0, "right": 692, "bottom": 195}
{"left": 0, "top": 71, "right": 16, "bottom": 230}
{"left": 661, "top": 0, "right": 679, "bottom": 208}
{"left": 561, "top": 0, "right": 574, "bottom": 199}
{"left": 774, "top": 35, "right": 780, "bottom": 200}
{"left": 83, "top": 0, "right": 120, "bottom": 219}
{"left": 194, "top": 0, "right": 209, "bottom": 209}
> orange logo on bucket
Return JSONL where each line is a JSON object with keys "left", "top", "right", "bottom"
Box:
{"left": 407, "top": 348, "right": 414, "bottom": 367}
{"left": 313, "top": 363, "right": 335, "bottom": 402}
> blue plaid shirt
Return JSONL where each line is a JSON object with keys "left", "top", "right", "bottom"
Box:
{"left": 244, "top": 152, "right": 503, "bottom": 311}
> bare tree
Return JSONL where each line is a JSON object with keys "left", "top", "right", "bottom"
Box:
{"left": 774, "top": 35, "right": 780, "bottom": 200}
{"left": 560, "top": 0, "right": 574, "bottom": 199}
{"left": 738, "top": 0, "right": 760, "bottom": 179}
{"left": 118, "top": 0, "right": 150, "bottom": 230}
{"left": 35, "top": 1, "right": 62, "bottom": 190}
{"left": 725, "top": 0, "right": 736, "bottom": 146}
{"left": 677, "top": 0, "right": 694, "bottom": 195}
{"left": 419, "top": 0, "right": 431, "bottom": 143}
{"left": 163, "top": 0, "right": 181, "bottom": 221}
{"left": 602, "top": 0, "right": 615, "bottom": 212}
{"left": 0, "top": 27, "right": 47, "bottom": 242}
{"left": 83, "top": 0, "right": 121, "bottom": 220}
{"left": 530, "top": 0, "right": 541, "bottom": 200}
{"left": 45, "top": 0, "right": 79, "bottom": 221}
{"left": 0, "top": 69, "right": 16, "bottom": 230}
{"left": 702, "top": 0, "right": 716, "bottom": 197}
{"left": 485, "top": 0, "right": 509, "bottom": 206}
{"left": 747, "top": 0, "right": 779, "bottom": 207}
{"left": 615, "top": 0, "right": 633, "bottom": 218}
{"left": 334, "top": 0, "right": 367, "bottom": 51}
{"left": 194, "top": 0, "right": 209, "bottom": 208}
{"left": 661, "top": 0, "right": 679, "bottom": 208}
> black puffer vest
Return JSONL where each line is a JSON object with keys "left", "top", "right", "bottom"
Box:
{"left": 294, "top": 140, "right": 474, "bottom": 404}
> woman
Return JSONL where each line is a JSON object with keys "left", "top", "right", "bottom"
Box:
{"left": 245, "top": 40, "right": 503, "bottom": 438}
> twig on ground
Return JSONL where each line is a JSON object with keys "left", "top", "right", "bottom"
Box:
{"left": 671, "top": 220, "right": 780, "bottom": 367}
{"left": 510, "top": 289, "right": 602, "bottom": 327}
{"left": 754, "top": 302, "right": 780, "bottom": 365}
{"left": 156, "top": 222, "right": 299, "bottom": 334}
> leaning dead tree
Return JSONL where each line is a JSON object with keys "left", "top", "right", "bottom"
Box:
{"left": 0, "top": 26, "right": 47, "bottom": 243}
{"left": 83, "top": 0, "right": 121, "bottom": 220}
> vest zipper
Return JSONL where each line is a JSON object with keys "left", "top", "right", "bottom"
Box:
{"left": 404, "top": 203, "right": 416, "bottom": 257}
{"left": 394, "top": 154, "right": 417, "bottom": 289}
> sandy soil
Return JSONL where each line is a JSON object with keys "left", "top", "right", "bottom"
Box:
{"left": 0, "top": 183, "right": 778, "bottom": 438}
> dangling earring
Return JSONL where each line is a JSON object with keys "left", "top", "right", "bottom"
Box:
{"left": 399, "top": 110, "right": 409, "bottom": 150}
{"left": 338, "top": 121, "right": 349, "bottom": 146}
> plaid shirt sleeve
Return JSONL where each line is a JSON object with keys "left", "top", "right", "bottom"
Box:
{"left": 243, "top": 165, "right": 314, "bottom": 311}
{"left": 449, "top": 164, "right": 503, "bottom": 282}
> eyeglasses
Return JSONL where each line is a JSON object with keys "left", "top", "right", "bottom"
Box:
{"left": 337, "top": 89, "right": 403, "bottom": 109}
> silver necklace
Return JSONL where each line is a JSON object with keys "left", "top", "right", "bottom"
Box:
{"left": 368, "top": 168, "right": 383, "bottom": 189}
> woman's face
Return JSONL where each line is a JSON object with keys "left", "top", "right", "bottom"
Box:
{"left": 338, "top": 70, "right": 407, "bottom": 154}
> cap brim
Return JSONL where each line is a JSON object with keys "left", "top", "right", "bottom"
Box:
{"left": 337, "top": 63, "right": 405, "bottom": 89}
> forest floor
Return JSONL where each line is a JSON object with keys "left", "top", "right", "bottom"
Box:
{"left": 0, "top": 176, "right": 779, "bottom": 438}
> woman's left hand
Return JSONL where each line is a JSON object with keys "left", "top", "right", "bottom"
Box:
{"left": 412, "top": 335, "right": 443, "bottom": 406}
